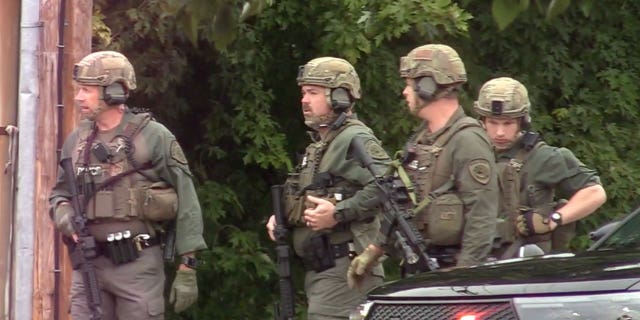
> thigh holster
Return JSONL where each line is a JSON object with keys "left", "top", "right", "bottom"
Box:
{"left": 301, "top": 234, "right": 352, "bottom": 273}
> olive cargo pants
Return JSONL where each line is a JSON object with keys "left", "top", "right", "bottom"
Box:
{"left": 70, "top": 246, "right": 165, "bottom": 319}
{"left": 305, "top": 256, "right": 383, "bottom": 319}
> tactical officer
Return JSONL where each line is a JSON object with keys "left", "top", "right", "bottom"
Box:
{"left": 348, "top": 44, "right": 499, "bottom": 288}
{"left": 473, "top": 77, "right": 606, "bottom": 256}
{"left": 49, "top": 51, "right": 207, "bottom": 319}
{"left": 265, "top": 57, "right": 389, "bottom": 319}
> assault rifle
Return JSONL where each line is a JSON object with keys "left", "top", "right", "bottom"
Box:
{"left": 271, "top": 185, "right": 295, "bottom": 320}
{"left": 348, "top": 137, "right": 439, "bottom": 274}
{"left": 60, "top": 157, "right": 103, "bottom": 320}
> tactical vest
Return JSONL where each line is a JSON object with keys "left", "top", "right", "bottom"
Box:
{"left": 286, "top": 118, "right": 384, "bottom": 275}
{"left": 496, "top": 138, "right": 568, "bottom": 247}
{"left": 74, "top": 112, "right": 178, "bottom": 223}
{"left": 399, "top": 117, "right": 482, "bottom": 246}
{"left": 283, "top": 118, "right": 366, "bottom": 226}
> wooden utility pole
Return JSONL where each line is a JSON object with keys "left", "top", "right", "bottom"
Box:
{"left": 0, "top": 0, "right": 19, "bottom": 317}
{"left": 33, "top": 1, "right": 92, "bottom": 319}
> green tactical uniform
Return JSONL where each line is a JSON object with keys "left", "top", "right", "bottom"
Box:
{"left": 286, "top": 117, "right": 388, "bottom": 319}
{"left": 49, "top": 112, "right": 206, "bottom": 319}
{"left": 495, "top": 137, "right": 601, "bottom": 252}
{"left": 285, "top": 57, "right": 389, "bottom": 319}
{"left": 404, "top": 107, "right": 499, "bottom": 267}
{"left": 473, "top": 77, "right": 603, "bottom": 255}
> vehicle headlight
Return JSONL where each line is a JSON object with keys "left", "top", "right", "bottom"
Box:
{"left": 514, "top": 291, "right": 640, "bottom": 319}
{"left": 349, "top": 300, "right": 374, "bottom": 320}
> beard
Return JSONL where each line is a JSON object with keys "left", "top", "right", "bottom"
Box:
{"left": 82, "top": 103, "right": 110, "bottom": 121}
{"left": 303, "top": 112, "right": 339, "bottom": 130}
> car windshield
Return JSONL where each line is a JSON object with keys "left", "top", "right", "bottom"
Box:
{"left": 593, "top": 209, "right": 640, "bottom": 251}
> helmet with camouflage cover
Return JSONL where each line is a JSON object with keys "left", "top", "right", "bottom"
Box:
{"left": 399, "top": 44, "right": 466, "bottom": 86}
{"left": 473, "top": 77, "right": 530, "bottom": 122}
{"left": 73, "top": 51, "right": 137, "bottom": 91}
{"left": 297, "top": 57, "right": 361, "bottom": 100}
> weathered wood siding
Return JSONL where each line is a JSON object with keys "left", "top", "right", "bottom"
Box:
{"left": 35, "top": 1, "right": 92, "bottom": 319}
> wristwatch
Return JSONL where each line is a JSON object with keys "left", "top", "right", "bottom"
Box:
{"left": 181, "top": 256, "right": 198, "bottom": 270}
{"left": 550, "top": 212, "right": 563, "bottom": 226}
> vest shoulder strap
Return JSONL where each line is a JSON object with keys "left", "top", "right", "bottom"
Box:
{"left": 122, "top": 112, "right": 153, "bottom": 141}
{"left": 512, "top": 139, "right": 546, "bottom": 168}
{"left": 325, "top": 118, "right": 368, "bottom": 146}
{"left": 433, "top": 117, "right": 482, "bottom": 148}
{"left": 500, "top": 138, "right": 546, "bottom": 213}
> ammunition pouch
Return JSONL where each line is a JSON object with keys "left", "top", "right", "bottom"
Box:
{"left": 87, "top": 180, "right": 178, "bottom": 222}
{"left": 82, "top": 167, "right": 113, "bottom": 220}
{"left": 283, "top": 171, "right": 356, "bottom": 226}
{"left": 102, "top": 233, "right": 139, "bottom": 265}
{"left": 420, "top": 193, "right": 464, "bottom": 246}
{"left": 133, "top": 181, "right": 178, "bottom": 221}
{"left": 98, "top": 234, "right": 161, "bottom": 266}
{"left": 301, "top": 234, "right": 351, "bottom": 273}
{"left": 283, "top": 173, "right": 304, "bottom": 225}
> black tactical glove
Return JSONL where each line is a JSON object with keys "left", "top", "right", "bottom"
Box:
{"left": 516, "top": 211, "right": 552, "bottom": 237}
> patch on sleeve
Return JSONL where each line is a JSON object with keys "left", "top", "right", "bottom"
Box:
{"left": 468, "top": 159, "right": 491, "bottom": 185}
{"left": 365, "top": 139, "right": 388, "bottom": 160}
{"left": 170, "top": 140, "right": 188, "bottom": 165}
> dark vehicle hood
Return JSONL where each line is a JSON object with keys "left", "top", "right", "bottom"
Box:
{"left": 369, "top": 250, "right": 640, "bottom": 299}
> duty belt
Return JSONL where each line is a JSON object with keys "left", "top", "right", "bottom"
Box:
{"left": 328, "top": 242, "right": 352, "bottom": 260}
{"left": 95, "top": 233, "right": 161, "bottom": 265}
{"left": 302, "top": 241, "right": 354, "bottom": 272}
{"left": 427, "top": 245, "right": 460, "bottom": 266}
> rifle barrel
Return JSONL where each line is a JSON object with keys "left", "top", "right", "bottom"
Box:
{"left": 348, "top": 137, "right": 439, "bottom": 273}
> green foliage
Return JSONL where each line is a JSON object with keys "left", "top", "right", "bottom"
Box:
{"left": 546, "top": 0, "right": 572, "bottom": 20}
{"left": 93, "top": 0, "right": 468, "bottom": 318}
{"left": 457, "top": 0, "right": 640, "bottom": 248}
{"left": 90, "top": 0, "right": 640, "bottom": 317}
{"left": 488, "top": 0, "right": 596, "bottom": 30}
{"left": 491, "top": 0, "right": 529, "bottom": 31}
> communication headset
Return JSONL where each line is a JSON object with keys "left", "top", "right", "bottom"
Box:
{"left": 489, "top": 100, "right": 532, "bottom": 130}
{"left": 330, "top": 87, "right": 352, "bottom": 112}
{"left": 414, "top": 76, "right": 438, "bottom": 101}
{"left": 103, "top": 82, "right": 128, "bottom": 106}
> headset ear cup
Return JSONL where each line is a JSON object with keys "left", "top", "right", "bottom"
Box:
{"left": 415, "top": 77, "right": 437, "bottom": 101}
{"left": 521, "top": 115, "right": 531, "bottom": 130}
{"left": 330, "top": 88, "right": 352, "bottom": 112}
{"left": 103, "top": 83, "right": 127, "bottom": 106}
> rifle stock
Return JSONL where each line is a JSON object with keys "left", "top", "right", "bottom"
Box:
{"left": 348, "top": 137, "right": 439, "bottom": 273}
{"left": 271, "top": 185, "right": 295, "bottom": 320}
{"left": 60, "top": 158, "right": 103, "bottom": 320}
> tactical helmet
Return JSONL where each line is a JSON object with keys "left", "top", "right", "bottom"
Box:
{"left": 399, "top": 44, "right": 466, "bottom": 85}
{"left": 473, "top": 77, "right": 530, "bottom": 119}
{"left": 73, "top": 51, "right": 137, "bottom": 90}
{"left": 297, "top": 57, "right": 361, "bottom": 99}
